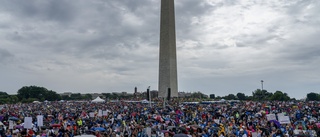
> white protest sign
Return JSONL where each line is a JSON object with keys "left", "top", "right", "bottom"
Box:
{"left": 9, "top": 120, "right": 14, "bottom": 129}
{"left": 277, "top": 113, "right": 285, "bottom": 117}
{"left": 146, "top": 127, "right": 151, "bottom": 137}
{"left": 37, "top": 115, "right": 44, "bottom": 127}
{"left": 251, "top": 132, "right": 258, "bottom": 137}
{"left": 24, "top": 117, "right": 33, "bottom": 129}
{"left": 214, "top": 119, "right": 220, "bottom": 124}
{"left": 103, "top": 111, "right": 108, "bottom": 116}
{"left": 266, "top": 114, "right": 277, "bottom": 121}
{"left": 98, "top": 110, "right": 102, "bottom": 117}
{"left": 89, "top": 112, "right": 95, "bottom": 117}
{"left": 117, "top": 114, "right": 122, "bottom": 120}
{"left": 278, "top": 116, "right": 291, "bottom": 124}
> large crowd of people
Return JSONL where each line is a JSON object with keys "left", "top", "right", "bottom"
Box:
{"left": 0, "top": 98, "right": 319, "bottom": 137}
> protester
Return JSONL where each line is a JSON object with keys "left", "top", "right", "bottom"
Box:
{"left": 0, "top": 98, "right": 319, "bottom": 137}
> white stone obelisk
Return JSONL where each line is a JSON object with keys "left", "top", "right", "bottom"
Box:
{"left": 158, "top": 0, "right": 178, "bottom": 98}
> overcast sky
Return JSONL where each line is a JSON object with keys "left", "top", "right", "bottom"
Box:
{"left": 1, "top": 0, "right": 319, "bottom": 99}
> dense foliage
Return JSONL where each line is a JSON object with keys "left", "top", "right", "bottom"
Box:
{"left": 0, "top": 85, "right": 319, "bottom": 104}
{"left": 17, "top": 86, "right": 61, "bottom": 102}
{"left": 214, "top": 89, "right": 293, "bottom": 101}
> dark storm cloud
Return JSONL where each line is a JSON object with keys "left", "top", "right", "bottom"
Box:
{"left": 0, "top": 0, "right": 160, "bottom": 61}
{"left": 0, "top": 48, "right": 13, "bottom": 63}
{"left": 0, "top": 0, "right": 319, "bottom": 98}
{"left": 1, "top": 0, "right": 77, "bottom": 23}
{"left": 175, "top": 0, "right": 216, "bottom": 40}
{"left": 278, "top": 34, "right": 320, "bottom": 64}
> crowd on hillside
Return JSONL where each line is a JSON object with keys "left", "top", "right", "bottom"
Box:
{"left": 0, "top": 98, "right": 319, "bottom": 137}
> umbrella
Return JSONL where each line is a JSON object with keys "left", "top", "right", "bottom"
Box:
{"left": 294, "top": 120, "right": 306, "bottom": 126}
{"left": 51, "top": 124, "right": 61, "bottom": 127}
{"left": 147, "top": 119, "right": 156, "bottom": 122}
{"left": 210, "top": 127, "right": 221, "bottom": 131}
{"left": 174, "top": 134, "right": 188, "bottom": 137}
{"left": 15, "top": 125, "right": 23, "bottom": 129}
{"left": 190, "top": 125, "right": 201, "bottom": 128}
{"left": 41, "top": 126, "right": 48, "bottom": 130}
{"left": 259, "top": 127, "right": 268, "bottom": 133}
{"left": 9, "top": 117, "right": 19, "bottom": 121}
{"left": 162, "top": 130, "right": 170, "bottom": 133}
{"left": 269, "top": 120, "right": 280, "bottom": 128}
{"left": 167, "top": 126, "right": 176, "bottom": 129}
{"left": 92, "top": 127, "right": 106, "bottom": 132}
{"left": 131, "top": 112, "right": 137, "bottom": 117}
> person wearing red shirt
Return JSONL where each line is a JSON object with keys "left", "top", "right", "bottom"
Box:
{"left": 95, "top": 131, "right": 101, "bottom": 137}
{"left": 26, "top": 129, "right": 34, "bottom": 137}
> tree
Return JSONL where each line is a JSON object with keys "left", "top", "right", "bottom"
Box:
{"left": 17, "top": 86, "right": 61, "bottom": 101}
{"left": 43, "top": 90, "right": 61, "bottom": 101}
{"left": 70, "top": 93, "right": 82, "bottom": 100}
{"left": 190, "top": 92, "right": 208, "bottom": 99}
{"left": 306, "top": 92, "right": 320, "bottom": 101}
{"left": 270, "top": 91, "right": 290, "bottom": 101}
{"left": 0, "top": 91, "right": 8, "bottom": 96}
{"left": 102, "top": 93, "right": 112, "bottom": 99}
{"left": 61, "top": 95, "right": 71, "bottom": 100}
{"left": 83, "top": 94, "right": 92, "bottom": 100}
{"left": 223, "top": 94, "right": 237, "bottom": 100}
{"left": 252, "top": 89, "right": 273, "bottom": 101}
{"left": 0, "top": 92, "right": 19, "bottom": 104}
{"left": 209, "top": 94, "right": 215, "bottom": 99}
{"left": 236, "top": 93, "right": 246, "bottom": 100}
{"left": 8, "top": 95, "right": 19, "bottom": 104}
{"left": 246, "top": 96, "right": 254, "bottom": 101}
{"left": 17, "top": 86, "right": 45, "bottom": 100}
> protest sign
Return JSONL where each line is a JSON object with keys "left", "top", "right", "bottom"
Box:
{"left": 37, "top": 115, "right": 44, "bottom": 127}
{"left": 278, "top": 115, "right": 291, "bottom": 124}
{"left": 98, "top": 110, "right": 102, "bottom": 117}
{"left": 103, "top": 111, "right": 108, "bottom": 116}
{"left": 89, "top": 112, "right": 95, "bottom": 117}
{"left": 266, "top": 114, "right": 277, "bottom": 121}
{"left": 24, "top": 117, "right": 33, "bottom": 129}
{"left": 9, "top": 120, "right": 14, "bottom": 129}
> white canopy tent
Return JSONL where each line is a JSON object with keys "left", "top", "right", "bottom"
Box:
{"left": 91, "top": 97, "right": 105, "bottom": 103}
{"left": 141, "top": 99, "right": 149, "bottom": 104}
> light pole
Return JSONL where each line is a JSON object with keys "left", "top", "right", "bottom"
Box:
{"left": 147, "top": 86, "right": 151, "bottom": 108}
{"left": 261, "top": 80, "right": 264, "bottom": 91}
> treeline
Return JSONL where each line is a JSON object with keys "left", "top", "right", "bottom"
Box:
{"left": 0, "top": 85, "right": 135, "bottom": 104}
{"left": 209, "top": 89, "right": 320, "bottom": 101}
{"left": 0, "top": 86, "right": 319, "bottom": 104}
{"left": 0, "top": 86, "right": 93, "bottom": 104}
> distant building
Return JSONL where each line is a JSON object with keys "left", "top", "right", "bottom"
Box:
{"left": 178, "top": 92, "right": 192, "bottom": 98}
{"left": 60, "top": 92, "right": 73, "bottom": 97}
{"left": 112, "top": 92, "right": 133, "bottom": 97}
{"left": 90, "top": 93, "right": 103, "bottom": 99}
{"left": 150, "top": 90, "right": 158, "bottom": 98}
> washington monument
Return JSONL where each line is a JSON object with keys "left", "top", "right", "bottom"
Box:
{"left": 158, "top": 0, "right": 178, "bottom": 98}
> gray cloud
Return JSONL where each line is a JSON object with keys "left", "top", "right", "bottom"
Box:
{"left": 0, "top": 48, "right": 14, "bottom": 63}
{"left": 0, "top": 0, "right": 319, "bottom": 98}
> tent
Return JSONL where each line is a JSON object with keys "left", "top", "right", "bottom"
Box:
{"left": 91, "top": 97, "right": 105, "bottom": 103}
{"left": 33, "top": 101, "right": 41, "bottom": 104}
{"left": 141, "top": 99, "right": 149, "bottom": 104}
